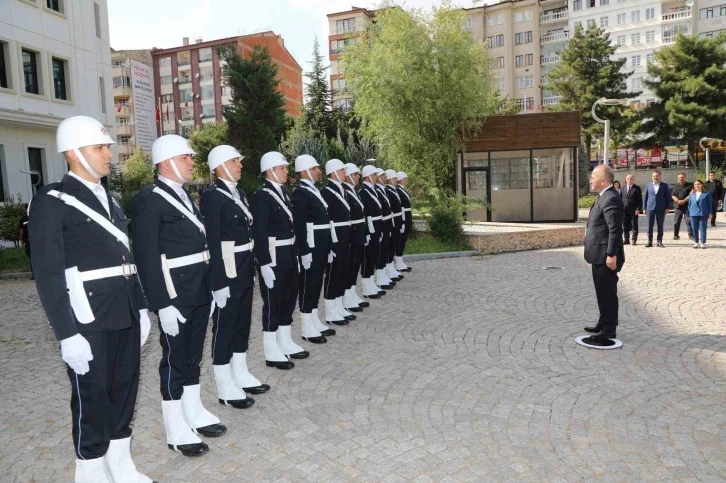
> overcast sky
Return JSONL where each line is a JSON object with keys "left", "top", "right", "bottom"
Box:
{"left": 108, "top": 0, "right": 483, "bottom": 75}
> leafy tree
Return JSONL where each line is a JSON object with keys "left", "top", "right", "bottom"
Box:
{"left": 545, "top": 25, "right": 639, "bottom": 151}
{"left": 638, "top": 33, "right": 726, "bottom": 160}
{"left": 303, "top": 36, "right": 334, "bottom": 139}
{"left": 122, "top": 146, "right": 155, "bottom": 193}
{"left": 342, "top": 0, "right": 499, "bottom": 189}
{"left": 280, "top": 115, "right": 330, "bottom": 164}
{"left": 344, "top": 132, "right": 378, "bottom": 167}
{"left": 107, "top": 161, "right": 123, "bottom": 192}
{"left": 188, "top": 122, "right": 228, "bottom": 182}
{"left": 0, "top": 194, "right": 25, "bottom": 245}
{"left": 219, "top": 44, "right": 287, "bottom": 179}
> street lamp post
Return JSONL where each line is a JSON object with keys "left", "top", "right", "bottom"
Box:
{"left": 699, "top": 137, "right": 720, "bottom": 174}
{"left": 591, "top": 98, "right": 627, "bottom": 165}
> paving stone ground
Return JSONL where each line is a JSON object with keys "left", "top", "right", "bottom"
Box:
{"left": 1, "top": 224, "right": 725, "bottom": 482}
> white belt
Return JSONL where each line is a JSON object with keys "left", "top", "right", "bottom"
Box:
{"left": 382, "top": 214, "right": 393, "bottom": 221}
{"left": 392, "top": 212, "right": 403, "bottom": 217}
{"left": 332, "top": 221, "right": 351, "bottom": 227}
{"left": 312, "top": 224, "right": 331, "bottom": 230}
{"left": 79, "top": 263, "right": 137, "bottom": 282}
{"left": 274, "top": 237, "right": 295, "bottom": 247}
{"left": 369, "top": 215, "right": 382, "bottom": 221}
{"left": 234, "top": 241, "right": 254, "bottom": 253}
{"left": 351, "top": 218, "right": 365, "bottom": 225}
{"left": 167, "top": 250, "right": 211, "bottom": 269}
{"left": 403, "top": 208, "right": 412, "bottom": 212}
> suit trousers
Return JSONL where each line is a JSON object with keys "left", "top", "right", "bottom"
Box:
{"left": 362, "top": 234, "right": 380, "bottom": 278}
{"left": 347, "top": 244, "right": 364, "bottom": 288}
{"left": 299, "top": 252, "right": 327, "bottom": 313}
{"left": 673, "top": 207, "right": 693, "bottom": 237}
{"left": 211, "top": 287, "right": 253, "bottom": 365}
{"left": 711, "top": 199, "right": 719, "bottom": 224}
{"left": 646, "top": 211, "right": 665, "bottom": 243}
{"left": 591, "top": 264, "right": 619, "bottom": 334}
{"left": 623, "top": 212, "right": 638, "bottom": 240}
{"left": 388, "top": 222, "right": 401, "bottom": 264}
{"left": 259, "top": 264, "right": 299, "bottom": 332}
{"left": 397, "top": 226, "right": 410, "bottom": 256}
{"left": 158, "top": 303, "right": 210, "bottom": 400}
{"left": 377, "top": 226, "right": 390, "bottom": 270}
{"left": 690, "top": 215, "right": 708, "bottom": 243}
{"left": 324, "top": 243, "right": 350, "bottom": 300}
{"left": 69, "top": 323, "right": 140, "bottom": 459}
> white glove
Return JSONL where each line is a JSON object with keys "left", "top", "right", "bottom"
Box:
{"left": 400, "top": 225, "right": 405, "bottom": 234}
{"left": 139, "top": 309, "right": 151, "bottom": 346}
{"left": 260, "top": 264, "right": 275, "bottom": 289}
{"left": 380, "top": 234, "right": 384, "bottom": 242}
{"left": 328, "top": 251, "right": 336, "bottom": 264}
{"left": 213, "top": 286, "right": 230, "bottom": 309}
{"left": 60, "top": 334, "right": 93, "bottom": 375}
{"left": 365, "top": 235, "right": 370, "bottom": 246}
{"left": 301, "top": 253, "right": 313, "bottom": 270}
{"left": 158, "top": 306, "right": 186, "bottom": 337}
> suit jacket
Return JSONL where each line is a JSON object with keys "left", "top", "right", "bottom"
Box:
{"left": 397, "top": 185, "right": 413, "bottom": 231}
{"left": 30, "top": 174, "right": 147, "bottom": 340}
{"left": 360, "top": 182, "right": 383, "bottom": 236}
{"left": 343, "top": 183, "right": 366, "bottom": 246}
{"left": 620, "top": 183, "right": 642, "bottom": 214}
{"left": 643, "top": 182, "right": 670, "bottom": 212}
{"left": 321, "top": 180, "right": 352, "bottom": 249}
{"left": 584, "top": 186, "right": 625, "bottom": 271}
{"left": 290, "top": 180, "right": 331, "bottom": 257}
{"left": 251, "top": 180, "right": 297, "bottom": 268}
{"left": 687, "top": 192, "right": 712, "bottom": 217}
{"left": 200, "top": 179, "right": 255, "bottom": 295}
{"left": 375, "top": 184, "right": 393, "bottom": 233}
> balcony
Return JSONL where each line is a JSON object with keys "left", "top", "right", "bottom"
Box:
{"left": 115, "top": 124, "right": 133, "bottom": 136}
{"left": 540, "top": 11, "right": 569, "bottom": 23}
{"left": 332, "top": 87, "right": 349, "bottom": 95}
{"left": 115, "top": 105, "right": 132, "bottom": 116}
{"left": 330, "top": 25, "right": 365, "bottom": 35}
{"left": 542, "top": 96, "right": 562, "bottom": 106}
{"left": 113, "top": 85, "right": 131, "bottom": 97}
{"left": 330, "top": 48, "right": 343, "bottom": 56}
{"left": 540, "top": 76, "right": 551, "bottom": 86}
{"left": 177, "top": 60, "right": 191, "bottom": 69}
{"left": 662, "top": 32, "right": 689, "bottom": 44}
{"left": 661, "top": 9, "right": 691, "bottom": 22}
{"left": 541, "top": 31, "right": 569, "bottom": 44}
{"left": 117, "top": 144, "right": 135, "bottom": 156}
{"left": 540, "top": 54, "right": 561, "bottom": 65}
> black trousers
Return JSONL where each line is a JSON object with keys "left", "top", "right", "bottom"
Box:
{"left": 347, "top": 244, "right": 363, "bottom": 287}
{"left": 259, "top": 264, "right": 298, "bottom": 332}
{"left": 397, "top": 225, "right": 411, "bottom": 256}
{"left": 68, "top": 324, "right": 140, "bottom": 459}
{"left": 673, "top": 207, "right": 693, "bottom": 237}
{"left": 591, "top": 264, "right": 619, "bottom": 334}
{"left": 324, "top": 242, "right": 350, "bottom": 299}
{"left": 362, "top": 234, "right": 379, "bottom": 278}
{"left": 647, "top": 211, "right": 665, "bottom": 243}
{"left": 211, "top": 287, "right": 253, "bottom": 365}
{"left": 623, "top": 212, "right": 638, "bottom": 240}
{"left": 377, "top": 226, "right": 390, "bottom": 270}
{"left": 158, "top": 303, "right": 210, "bottom": 400}
{"left": 299, "top": 252, "right": 327, "bottom": 313}
{"left": 388, "top": 221, "right": 401, "bottom": 264}
{"left": 711, "top": 199, "right": 719, "bottom": 224}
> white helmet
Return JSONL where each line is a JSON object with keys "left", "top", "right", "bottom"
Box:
{"left": 325, "top": 159, "right": 346, "bottom": 176}
{"left": 294, "top": 154, "right": 319, "bottom": 172}
{"left": 152, "top": 135, "right": 196, "bottom": 165}
{"left": 376, "top": 168, "right": 386, "bottom": 180}
{"left": 344, "top": 163, "right": 360, "bottom": 177}
{"left": 385, "top": 169, "right": 397, "bottom": 180}
{"left": 361, "top": 165, "right": 378, "bottom": 179}
{"left": 260, "top": 151, "right": 288, "bottom": 173}
{"left": 208, "top": 145, "right": 243, "bottom": 172}
{"left": 57, "top": 116, "right": 115, "bottom": 153}
{"left": 397, "top": 171, "right": 408, "bottom": 181}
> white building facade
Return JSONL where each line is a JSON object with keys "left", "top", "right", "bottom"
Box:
{"left": 0, "top": 0, "right": 115, "bottom": 203}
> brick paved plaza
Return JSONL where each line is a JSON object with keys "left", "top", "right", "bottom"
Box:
{"left": 1, "top": 226, "right": 724, "bottom": 482}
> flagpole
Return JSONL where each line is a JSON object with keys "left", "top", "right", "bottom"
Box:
{"left": 157, "top": 96, "right": 162, "bottom": 137}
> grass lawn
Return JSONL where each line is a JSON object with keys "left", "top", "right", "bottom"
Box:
{"left": 0, "top": 247, "right": 31, "bottom": 274}
{"left": 405, "top": 232, "right": 472, "bottom": 255}
{"left": 579, "top": 193, "right": 597, "bottom": 208}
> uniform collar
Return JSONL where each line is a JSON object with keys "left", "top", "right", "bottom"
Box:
{"left": 158, "top": 175, "right": 185, "bottom": 193}
{"left": 219, "top": 177, "right": 238, "bottom": 194}
{"left": 599, "top": 185, "right": 613, "bottom": 196}
{"left": 69, "top": 170, "right": 103, "bottom": 193}
{"left": 363, "top": 181, "right": 375, "bottom": 189}
{"left": 300, "top": 178, "right": 317, "bottom": 189}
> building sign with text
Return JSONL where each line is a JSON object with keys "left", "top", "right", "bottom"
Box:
{"left": 130, "top": 60, "right": 157, "bottom": 152}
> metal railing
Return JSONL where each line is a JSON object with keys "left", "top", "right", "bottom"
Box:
{"left": 330, "top": 48, "right": 343, "bottom": 55}
{"left": 542, "top": 96, "right": 562, "bottom": 105}
{"left": 540, "top": 76, "right": 551, "bottom": 85}
{"left": 662, "top": 9, "right": 691, "bottom": 22}
{"left": 540, "top": 11, "right": 569, "bottom": 22}
{"left": 540, "top": 54, "right": 562, "bottom": 65}
{"left": 177, "top": 60, "right": 191, "bottom": 67}
{"left": 331, "top": 26, "right": 364, "bottom": 35}
{"left": 541, "top": 31, "right": 569, "bottom": 43}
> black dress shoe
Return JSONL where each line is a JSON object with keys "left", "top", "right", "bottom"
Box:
{"left": 632, "top": 240, "right": 637, "bottom": 245}
{"left": 288, "top": 350, "right": 310, "bottom": 359}
{"left": 219, "top": 396, "right": 255, "bottom": 409}
{"left": 358, "top": 301, "right": 370, "bottom": 308}
{"left": 657, "top": 242, "right": 664, "bottom": 247}
{"left": 645, "top": 243, "right": 652, "bottom": 247}
{"left": 377, "top": 290, "right": 386, "bottom": 296}
{"left": 584, "top": 325, "right": 602, "bottom": 333}
{"left": 343, "top": 314, "right": 356, "bottom": 321}
{"left": 327, "top": 319, "right": 349, "bottom": 326}
{"left": 168, "top": 442, "right": 209, "bottom": 457}
{"left": 195, "top": 423, "right": 227, "bottom": 438}
{"left": 673, "top": 235, "right": 680, "bottom": 240}
{"left": 589, "top": 331, "right": 616, "bottom": 342}
{"left": 302, "top": 335, "right": 327, "bottom": 344}
{"left": 346, "top": 306, "right": 363, "bottom": 312}
{"left": 364, "top": 293, "right": 381, "bottom": 299}
{"left": 623, "top": 239, "right": 630, "bottom": 245}
{"left": 266, "top": 359, "right": 295, "bottom": 369}
{"left": 243, "top": 384, "right": 271, "bottom": 395}
{"left": 321, "top": 328, "right": 336, "bottom": 336}
{"left": 380, "top": 284, "right": 393, "bottom": 290}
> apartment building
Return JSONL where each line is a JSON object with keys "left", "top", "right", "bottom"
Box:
{"left": 111, "top": 49, "right": 155, "bottom": 164}
{"left": 0, "top": 0, "right": 115, "bottom": 203}
{"left": 151, "top": 32, "right": 303, "bottom": 138}
{"left": 698, "top": 0, "right": 726, "bottom": 37}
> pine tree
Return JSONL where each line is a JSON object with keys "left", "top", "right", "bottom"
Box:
{"left": 546, "top": 25, "right": 638, "bottom": 151}
{"left": 303, "top": 36, "right": 333, "bottom": 139}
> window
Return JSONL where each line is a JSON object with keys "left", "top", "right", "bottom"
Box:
{"left": 632, "top": 77, "right": 642, "bottom": 90}
{"left": 514, "top": 9, "right": 532, "bottom": 22}
{"left": 631, "top": 55, "right": 641, "bottom": 67}
{"left": 526, "top": 54, "right": 533, "bottom": 66}
{"left": 516, "top": 55, "right": 523, "bottom": 67}
{"left": 99, "top": 77, "right": 106, "bottom": 113}
{"left": 202, "top": 104, "right": 215, "bottom": 118}
{"left": 22, "top": 49, "right": 40, "bottom": 95}
{"left": 117, "top": 117, "right": 129, "bottom": 125}
{"left": 0, "top": 146, "right": 6, "bottom": 203}
{"left": 573, "top": 0, "right": 582, "bottom": 11}
{"left": 46, "top": 0, "right": 63, "bottom": 13}
{"left": 161, "top": 93, "right": 173, "bottom": 103}
{"left": 117, "top": 98, "right": 130, "bottom": 107}
{"left": 516, "top": 98, "right": 534, "bottom": 110}
{"left": 486, "top": 13, "right": 503, "bottom": 26}
{"left": 600, "top": 16, "right": 609, "bottom": 27}
{"left": 179, "top": 87, "right": 193, "bottom": 102}
{"left": 221, "top": 85, "right": 229, "bottom": 96}
{"left": 198, "top": 47, "right": 212, "bottom": 63}
{"left": 617, "top": 13, "right": 626, "bottom": 24}
{"left": 516, "top": 75, "right": 534, "bottom": 89}
{"left": 589, "top": 0, "right": 595, "bottom": 7}
{"left": 199, "top": 66, "right": 213, "bottom": 81}
{"left": 159, "top": 57, "right": 171, "bottom": 67}
{"left": 646, "top": 8, "right": 655, "bottom": 20}
{"left": 165, "top": 108, "right": 175, "bottom": 122}
{"left": 487, "top": 35, "right": 504, "bottom": 48}
{"left": 495, "top": 78, "right": 506, "bottom": 90}
{"left": 94, "top": 3, "right": 101, "bottom": 38}
{"left": 516, "top": 55, "right": 533, "bottom": 67}
{"left": 488, "top": 57, "right": 504, "bottom": 69}
{"left": 574, "top": 21, "right": 582, "bottom": 29}
{"left": 514, "top": 31, "right": 532, "bottom": 44}
{"left": 0, "top": 42, "right": 9, "bottom": 89}
{"left": 336, "top": 18, "right": 356, "bottom": 34}
{"left": 113, "top": 59, "right": 126, "bottom": 67}
{"left": 600, "top": 0, "right": 609, "bottom": 4}
{"left": 616, "top": 35, "right": 626, "bottom": 46}
{"left": 113, "top": 75, "right": 130, "bottom": 88}
{"left": 466, "top": 17, "right": 472, "bottom": 29}
{"left": 646, "top": 53, "right": 655, "bottom": 64}
{"left": 163, "top": 130, "right": 175, "bottom": 136}
{"left": 631, "top": 10, "right": 640, "bottom": 22}
{"left": 52, "top": 57, "right": 68, "bottom": 100}
{"left": 646, "top": 30, "right": 655, "bottom": 42}
{"left": 587, "top": 19, "right": 596, "bottom": 28}
{"left": 160, "top": 75, "right": 172, "bottom": 85}
{"left": 201, "top": 85, "right": 214, "bottom": 100}
{"left": 28, "top": 148, "right": 45, "bottom": 190}
{"left": 119, "top": 136, "right": 131, "bottom": 145}
{"left": 631, "top": 33, "right": 641, "bottom": 45}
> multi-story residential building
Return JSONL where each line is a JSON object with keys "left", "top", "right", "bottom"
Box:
{"left": 697, "top": 0, "right": 726, "bottom": 37}
{"left": 111, "top": 49, "right": 154, "bottom": 164}
{"left": 0, "top": 0, "right": 115, "bottom": 203}
{"left": 151, "top": 32, "right": 302, "bottom": 138}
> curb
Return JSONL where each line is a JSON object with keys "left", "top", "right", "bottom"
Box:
{"left": 0, "top": 272, "right": 32, "bottom": 280}
{"left": 402, "top": 251, "right": 479, "bottom": 262}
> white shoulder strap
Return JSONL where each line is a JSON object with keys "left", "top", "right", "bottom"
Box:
{"left": 345, "top": 186, "right": 364, "bottom": 209}
{"left": 387, "top": 186, "right": 402, "bottom": 202}
{"left": 47, "top": 190, "right": 130, "bottom": 251}
{"left": 325, "top": 186, "right": 351, "bottom": 211}
{"left": 262, "top": 188, "right": 294, "bottom": 223}
{"left": 152, "top": 187, "right": 206, "bottom": 235}
{"left": 376, "top": 186, "right": 391, "bottom": 206}
{"left": 363, "top": 186, "right": 382, "bottom": 208}
{"left": 302, "top": 185, "right": 328, "bottom": 209}
{"left": 398, "top": 187, "right": 411, "bottom": 201}
{"left": 215, "top": 187, "right": 254, "bottom": 225}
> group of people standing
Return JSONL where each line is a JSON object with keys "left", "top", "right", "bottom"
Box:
{"left": 29, "top": 116, "right": 414, "bottom": 483}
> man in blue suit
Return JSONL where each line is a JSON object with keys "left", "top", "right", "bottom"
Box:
{"left": 642, "top": 170, "right": 670, "bottom": 247}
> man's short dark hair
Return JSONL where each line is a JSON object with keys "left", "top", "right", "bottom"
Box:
{"left": 709, "top": 170, "right": 716, "bottom": 175}
{"left": 678, "top": 172, "right": 686, "bottom": 177}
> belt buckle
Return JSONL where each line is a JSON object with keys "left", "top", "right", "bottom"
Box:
{"left": 121, "top": 263, "right": 133, "bottom": 279}
{"left": 203, "top": 250, "right": 211, "bottom": 264}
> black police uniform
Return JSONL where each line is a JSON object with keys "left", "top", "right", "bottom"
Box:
{"left": 30, "top": 174, "right": 147, "bottom": 460}
{"left": 343, "top": 182, "right": 366, "bottom": 293}
{"left": 291, "top": 179, "right": 331, "bottom": 315}
{"left": 385, "top": 184, "right": 403, "bottom": 268}
{"left": 251, "top": 180, "right": 299, "bottom": 333}
{"left": 131, "top": 179, "right": 212, "bottom": 401}
{"left": 397, "top": 184, "right": 413, "bottom": 259}
{"left": 200, "top": 179, "right": 255, "bottom": 366}
{"left": 360, "top": 182, "right": 383, "bottom": 283}
{"left": 375, "top": 183, "right": 393, "bottom": 278}
{"left": 705, "top": 179, "right": 723, "bottom": 225}
{"left": 321, "top": 180, "right": 352, "bottom": 303}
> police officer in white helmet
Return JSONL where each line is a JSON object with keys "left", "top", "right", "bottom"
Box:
{"left": 384, "top": 169, "right": 404, "bottom": 281}
{"left": 341, "top": 163, "right": 369, "bottom": 312}
{"left": 359, "top": 165, "right": 387, "bottom": 298}
{"left": 29, "top": 116, "right": 155, "bottom": 482}
{"left": 132, "top": 134, "right": 225, "bottom": 457}
{"left": 395, "top": 172, "right": 413, "bottom": 272}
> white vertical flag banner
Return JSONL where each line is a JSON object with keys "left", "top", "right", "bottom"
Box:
{"left": 130, "top": 60, "right": 158, "bottom": 152}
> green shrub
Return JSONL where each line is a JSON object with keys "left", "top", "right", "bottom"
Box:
{"left": 425, "top": 190, "right": 485, "bottom": 245}
{"left": 0, "top": 194, "right": 26, "bottom": 245}
{"left": 0, "top": 247, "right": 30, "bottom": 273}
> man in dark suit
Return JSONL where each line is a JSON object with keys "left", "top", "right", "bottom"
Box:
{"left": 642, "top": 170, "right": 670, "bottom": 247}
{"left": 584, "top": 165, "right": 625, "bottom": 342}
{"left": 705, "top": 171, "right": 723, "bottom": 227}
{"left": 620, "top": 174, "right": 642, "bottom": 245}
{"left": 670, "top": 172, "right": 693, "bottom": 240}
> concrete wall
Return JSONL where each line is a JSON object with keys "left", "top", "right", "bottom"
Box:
{"left": 464, "top": 225, "right": 585, "bottom": 255}
{"left": 612, "top": 168, "right": 699, "bottom": 187}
